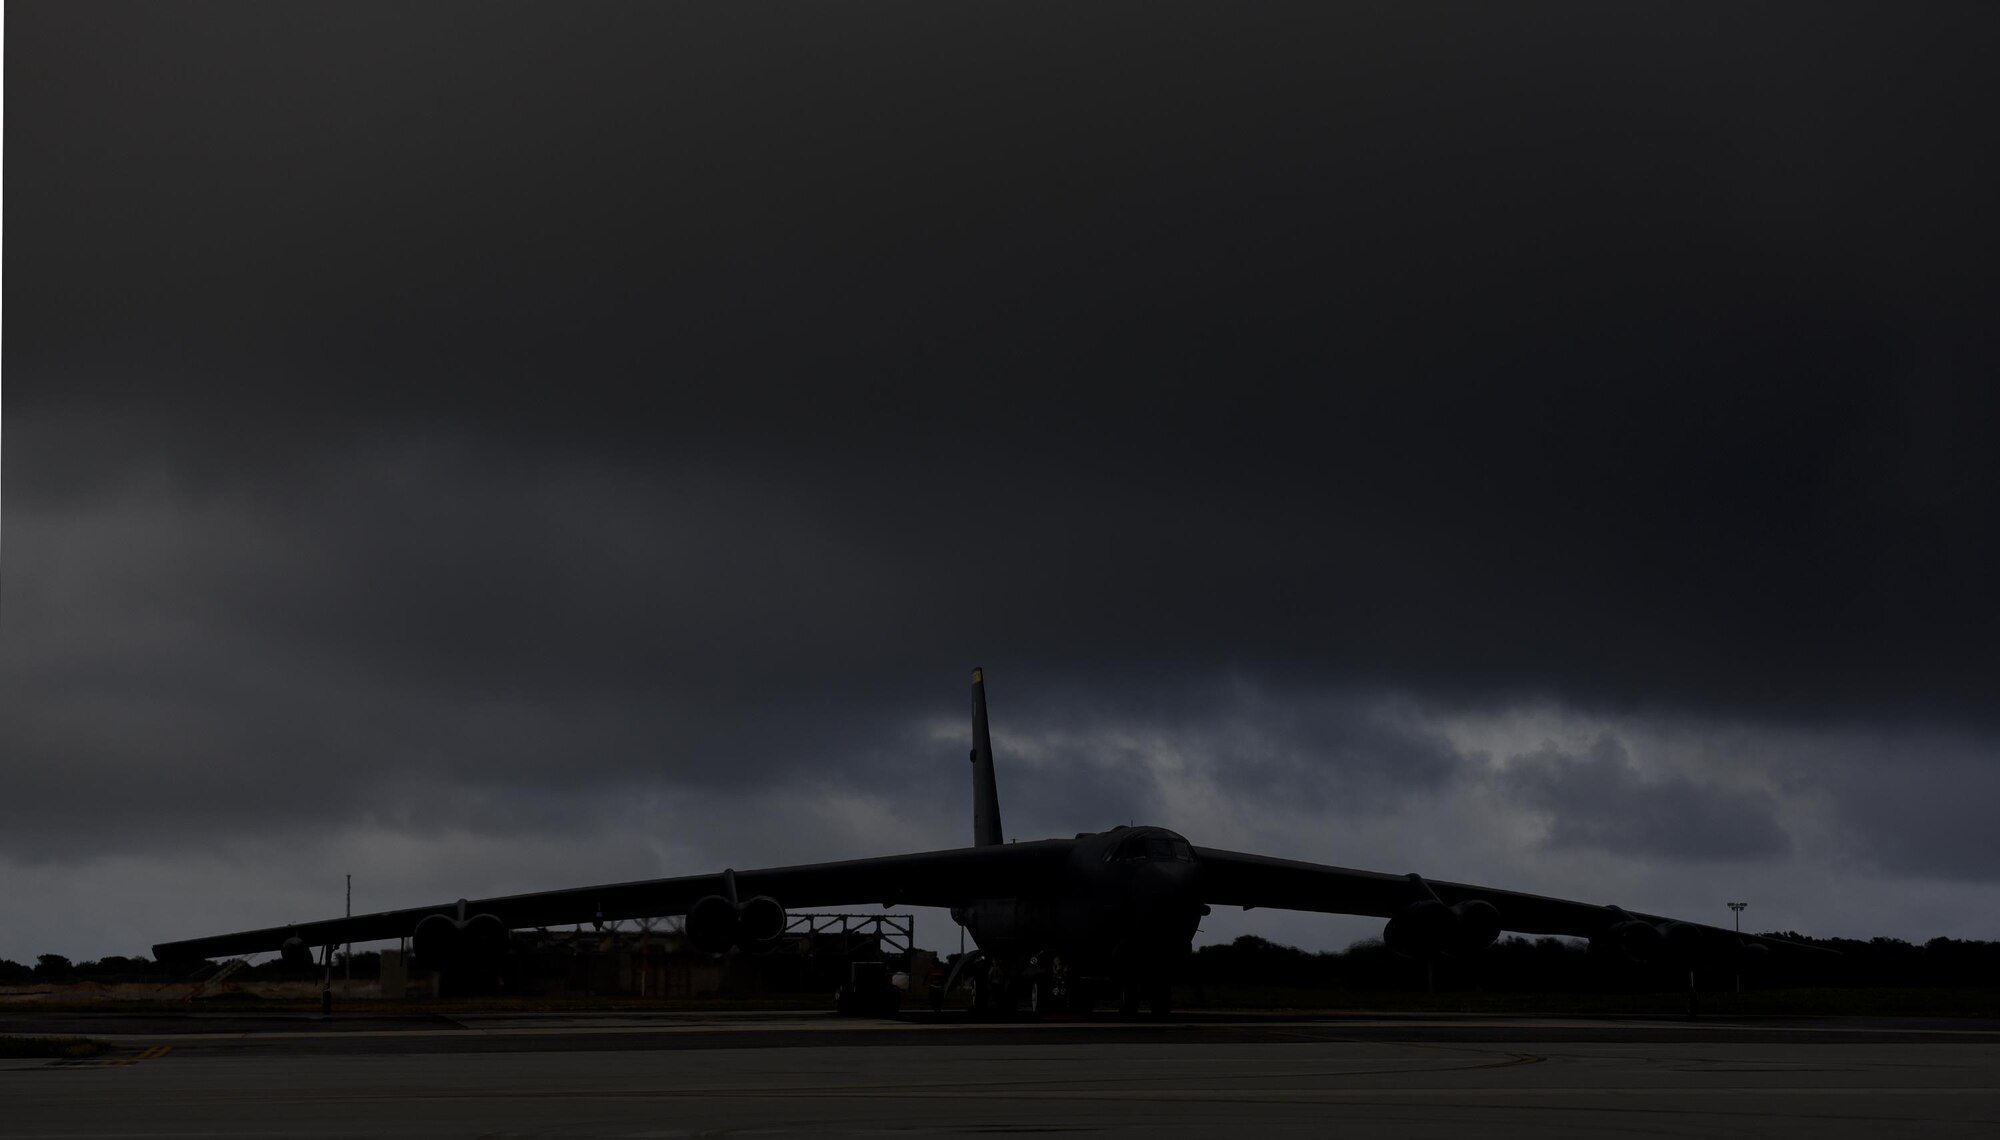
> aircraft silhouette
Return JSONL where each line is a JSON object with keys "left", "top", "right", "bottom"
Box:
{"left": 155, "top": 669, "right": 1808, "bottom": 1013}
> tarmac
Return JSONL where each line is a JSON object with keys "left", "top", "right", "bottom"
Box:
{"left": 6, "top": 1010, "right": 1999, "bottom": 1137}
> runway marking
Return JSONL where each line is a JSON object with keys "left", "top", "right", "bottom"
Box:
{"left": 90, "top": 1040, "right": 172, "bottom": 1064}
{"left": 1247, "top": 1022, "right": 1549, "bottom": 1074}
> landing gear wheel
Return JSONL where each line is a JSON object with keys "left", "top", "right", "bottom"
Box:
{"left": 1119, "top": 987, "right": 1140, "bottom": 1017}
{"left": 974, "top": 969, "right": 1016, "bottom": 1017}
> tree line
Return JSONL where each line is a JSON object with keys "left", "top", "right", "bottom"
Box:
{"left": 1193, "top": 932, "right": 2000, "bottom": 992}
{"left": 0, "top": 951, "right": 380, "bottom": 985}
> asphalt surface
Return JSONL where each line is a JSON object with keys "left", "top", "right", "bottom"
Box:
{"left": 6, "top": 1011, "right": 2000, "bottom": 1137}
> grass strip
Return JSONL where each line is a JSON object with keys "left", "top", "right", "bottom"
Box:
{"left": 0, "top": 1036, "right": 113, "bottom": 1059}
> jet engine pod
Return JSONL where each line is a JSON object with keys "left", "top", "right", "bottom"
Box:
{"left": 413, "top": 912, "right": 509, "bottom": 970}
{"left": 685, "top": 894, "right": 740, "bottom": 954}
{"left": 1734, "top": 940, "right": 1770, "bottom": 976}
{"left": 737, "top": 895, "right": 787, "bottom": 944}
{"left": 461, "top": 913, "right": 507, "bottom": 958}
{"left": 1447, "top": 899, "right": 1502, "bottom": 956}
{"left": 1658, "top": 921, "right": 1704, "bottom": 963}
{"left": 1600, "top": 919, "right": 1667, "bottom": 965}
{"left": 412, "top": 913, "right": 465, "bottom": 969}
{"left": 1382, "top": 899, "right": 1456, "bottom": 958}
{"left": 280, "top": 936, "right": 313, "bottom": 967}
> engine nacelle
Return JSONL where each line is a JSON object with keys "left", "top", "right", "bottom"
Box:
{"left": 1383, "top": 900, "right": 1453, "bottom": 958}
{"left": 280, "top": 936, "right": 313, "bottom": 967}
{"left": 738, "top": 895, "right": 787, "bottom": 944}
{"left": 1598, "top": 919, "right": 1666, "bottom": 965}
{"left": 1382, "top": 898, "right": 1503, "bottom": 959}
{"left": 411, "top": 912, "right": 507, "bottom": 970}
{"left": 1658, "top": 921, "right": 1704, "bottom": 962}
{"left": 1591, "top": 917, "right": 1712, "bottom": 967}
{"left": 686, "top": 894, "right": 788, "bottom": 952}
{"left": 1451, "top": 899, "right": 1502, "bottom": 955}
{"left": 685, "top": 895, "right": 740, "bottom": 954}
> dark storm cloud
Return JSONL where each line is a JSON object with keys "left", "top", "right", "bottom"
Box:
{"left": 1773, "top": 731, "right": 2000, "bottom": 881}
{"left": 7, "top": 4, "right": 2000, "bottom": 956}
{"left": 986, "top": 679, "right": 1468, "bottom": 837}
{"left": 0, "top": 446, "right": 1462, "bottom": 859}
{"left": 14, "top": 3, "right": 1996, "bottom": 727}
{"left": 1500, "top": 734, "right": 1791, "bottom": 861}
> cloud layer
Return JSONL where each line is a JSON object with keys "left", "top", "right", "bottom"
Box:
{"left": 7, "top": 4, "right": 1998, "bottom": 961}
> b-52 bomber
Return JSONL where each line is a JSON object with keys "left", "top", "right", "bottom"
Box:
{"left": 155, "top": 669, "right": 1813, "bottom": 1013}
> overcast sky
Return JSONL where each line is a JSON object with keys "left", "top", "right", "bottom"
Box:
{"left": 8, "top": 3, "right": 1999, "bottom": 964}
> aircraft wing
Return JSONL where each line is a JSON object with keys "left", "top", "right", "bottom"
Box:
{"left": 1193, "top": 847, "right": 1823, "bottom": 956}
{"left": 151, "top": 839, "right": 1076, "bottom": 961}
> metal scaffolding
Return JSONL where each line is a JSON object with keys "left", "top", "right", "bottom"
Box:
{"left": 535, "top": 913, "right": 913, "bottom": 958}
{"left": 782, "top": 913, "right": 914, "bottom": 958}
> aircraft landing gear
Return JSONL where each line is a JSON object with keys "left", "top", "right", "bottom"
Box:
{"left": 1022, "top": 952, "right": 1065, "bottom": 1017}
{"left": 939, "top": 950, "right": 988, "bottom": 1017}
{"left": 970, "top": 961, "right": 1013, "bottom": 1017}
{"left": 1027, "top": 977, "right": 1052, "bottom": 1015}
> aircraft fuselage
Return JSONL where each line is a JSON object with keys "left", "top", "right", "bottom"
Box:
{"left": 951, "top": 825, "right": 1205, "bottom": 1005}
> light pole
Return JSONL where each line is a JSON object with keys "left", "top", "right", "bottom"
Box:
{"left": 1728, "top": 902, "right": 1747, "bottom": 993}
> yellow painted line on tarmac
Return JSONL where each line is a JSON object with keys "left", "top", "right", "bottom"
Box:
{"left": 93, "top": 1044, "right": 172, "bottom": 1067}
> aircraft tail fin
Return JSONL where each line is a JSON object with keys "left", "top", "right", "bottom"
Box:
{"left": 970, "top": 667, "right": 1004, "bottom": 847}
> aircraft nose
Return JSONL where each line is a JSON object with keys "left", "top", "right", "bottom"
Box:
{"left": 1133, "top": 860, "right": 1201, "bottom": 935}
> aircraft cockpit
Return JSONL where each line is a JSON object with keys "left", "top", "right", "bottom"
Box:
{"left": 1108, "top": 832, "right": 1195, "bottom": 862}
